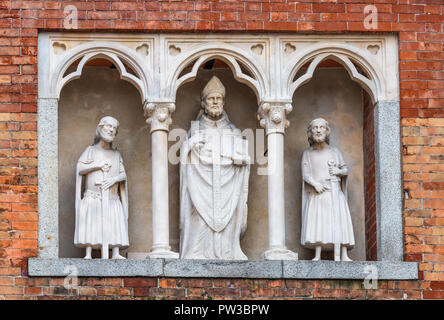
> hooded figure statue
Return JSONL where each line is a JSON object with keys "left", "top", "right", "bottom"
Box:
{"left": 179, "top": 76, "right": 251, "bottom": 260}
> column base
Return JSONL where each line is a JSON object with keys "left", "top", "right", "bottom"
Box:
{"left": 262, "top": 247, "right": 298, "bottom": 260}
{"left": 147, "top": 246, "right": 179, "bottom": 259}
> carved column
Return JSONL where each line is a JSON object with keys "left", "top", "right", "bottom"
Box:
{"left": 144, "top": 102, "right": 179, "bottom": 259}
{"left": 258, "top": 102, "right": 298, "bottom": 260}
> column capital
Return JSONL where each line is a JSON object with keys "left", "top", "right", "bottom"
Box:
{"left": 257, "top": 102, "right": 293, "bottom": 135}
{"left": 144, "top": 101, "right": 176, "bottom": 133}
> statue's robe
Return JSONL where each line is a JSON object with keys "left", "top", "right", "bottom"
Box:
{"left": 74, "top": 146, "right": 129, "bottom": 249}
{"left": 301, "top": 145, "right": 355, "bottom": 250}
{"left": 180, "top": 112, "right": 250, "bottom": 260}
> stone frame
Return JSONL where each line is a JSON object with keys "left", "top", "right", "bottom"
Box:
{"left": 29, "top": 32, "right": 417, "bottom": 279}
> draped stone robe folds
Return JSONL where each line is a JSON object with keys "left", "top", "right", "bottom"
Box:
{"left": 74, "top": 146, "right": 129, "bottom": 249}
{"left": 301, "top": 146, "right": 355, "bottom": 250}
{"left": 180, "top": 112, "right": 250, "bottom": 260}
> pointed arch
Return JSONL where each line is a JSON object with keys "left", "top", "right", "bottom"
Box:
{"left": 50, "top": 42, "right": 152, "bottom": 102}
{"left": 165, "top": 43, "right": 268, "bottom": 103}
{"left": 285, "top": 43, "right": 385, "bottom": 104}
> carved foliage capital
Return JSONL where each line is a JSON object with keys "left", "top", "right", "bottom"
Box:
{"left": 144, "top": 102, "right": 176, "bottom": 133}
{"left": 257, "top": 102, "right": 292, "bottom": 135}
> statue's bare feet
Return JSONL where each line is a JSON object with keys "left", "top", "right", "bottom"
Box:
{"left": 312, "top": 246, "right": 322, "bottom": 261}
{"left": 112, "top": 254, "right": 126, "bottom": 259}
{"left": 341, "top": 247, "right": 352, "bottom": 261}
{"left": 84, "top": 247, "right": 92, "bottom": 259}
{"left": 334, "top": 255, "right": 341, "bottom": 262}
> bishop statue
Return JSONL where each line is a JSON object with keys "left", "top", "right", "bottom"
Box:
{"left": 179, "top": 76, "right": 251, "bottom": 260}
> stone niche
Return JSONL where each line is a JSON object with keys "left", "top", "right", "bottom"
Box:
{"left": 58, "top": 64, "right": 149, "bottom": 258}
{"left": 287, "top": 65, "right": 366, "bottom": 261}
{"left": 58, "top": 60, "right": 365, "bottom": 261}
{"left": 32, "top": 33, "right": 420, "bottom": 279}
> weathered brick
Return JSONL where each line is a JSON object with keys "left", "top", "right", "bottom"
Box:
{"left": 124, "top": 278, "right": 157, "bottom": 288}
{"left": 0, "top": 0, "right": 439, "bottom": 301}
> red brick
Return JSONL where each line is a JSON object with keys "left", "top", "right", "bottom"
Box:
{"left": 79, "top": 287, "right": 97, "bottom": 296}
{"left": 123, "top": 278, "right": 157, "bottom": 287}
{"left": 177, "top": 279, "right": 212, "bottom": 288}
{"left": 212, "top": 3, "right": 244, "bottom": 12}
{"left": 111, "top": 2, "right": 143, "bottom": 11}
{"left": 97, "top": 287, "right": 131, "bottom": 296}
{"left": 393, "top": 5, "right": 425, "bottom": 13}
{"left": 144, "top": 2, "right": 160, "bottom": 11}
{"left": 0, "top": 0, "right": 439, "bottom": 301}
{"left": 24, "top": 286, "right": 42, "bottom": 295}
{"left": 214, "top": 21, "right": 247, "bottom": 31}
{"left": 0, "top": 285, "right": 23, "bottom": 295}
{"left": 114, "top": 21, "right": 144, "bottom": 30}
{"left": 189, "top": 12, "right": 220, "bottom": 21}
{"left": 148, "top": 287, "right": 186, "bottom": 298}
{"left": 313, "top": 3, "right": 345, "bottom": 12}
{"left": 424, "top": 291, "right": 444, "bottom": 299}
{"left": 87, "top": 11, "right": 119, "bottom": 20}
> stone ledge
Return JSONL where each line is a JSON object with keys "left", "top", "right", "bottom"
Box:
{"left": 163, "top": 259, "right": 283, "bottom": 279}
{"left": 28, "top": 258, "right": 163, "bottom": 277}
{"left": 282, "top": 260, "right": 418, "bottom": 280}
{"left": 28, "top": 258, "right": 418, "bottom": 280}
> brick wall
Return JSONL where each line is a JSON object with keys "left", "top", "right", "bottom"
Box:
{"left": 0, "top": 0, "right": 443, "bottom": 300}
{"left": 1, "top": 277, "right": 428, "bottom": 299}
{"left": 363, "top": 90, "right": 377, "bottom": 262}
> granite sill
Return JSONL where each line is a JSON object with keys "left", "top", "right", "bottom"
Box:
{"left": 28, "top": 258, "right": 418, "bottom": 280}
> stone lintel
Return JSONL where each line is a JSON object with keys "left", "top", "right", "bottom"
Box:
{"left": 28, "top": 258, "right": 163, "bottom": 277}
{"left": 282, "top": 260, "right": 417, "bottom": 280}
{"left": 28, "top": 258, "right": 418, "bottom": 280}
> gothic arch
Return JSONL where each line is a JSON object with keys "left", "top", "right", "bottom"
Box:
{"left": 49, "top": 42, "right": 152, "bottom": 102}
{"left": 285, "top": 43, "right": 386, "bottom": 104}
{"left": 165, "top": 43, "right": 269, "bottom": 103}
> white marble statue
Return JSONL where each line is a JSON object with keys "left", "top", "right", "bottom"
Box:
{"left": 301, "top": 118, "right": 355, "bottom": 261}
{"left": 74, "top": 116, "right": 129, "bottom": 259}
{"left": 179, "top": 76, "right": 251, "bottom": 260}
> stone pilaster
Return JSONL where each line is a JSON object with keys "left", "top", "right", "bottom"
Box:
{"left": 38, "top": 98, "right": 59, "bottom": 258}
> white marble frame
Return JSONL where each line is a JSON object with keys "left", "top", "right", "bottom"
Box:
{"left": 36, "top": 33, "right": 402, "bottom": 264}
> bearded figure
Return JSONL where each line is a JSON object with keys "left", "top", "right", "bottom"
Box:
{"left": 74, "top": 116, "right": 129, "bottom": 259}
{"left": 301, "top": 118, "right": 355, "bottom": 261}
{"left": 179, "top": 76, "right": 251, "bottom": 260}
